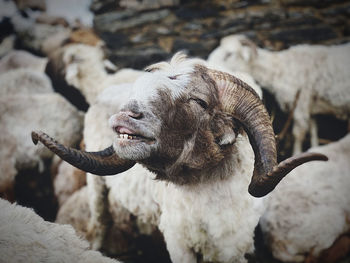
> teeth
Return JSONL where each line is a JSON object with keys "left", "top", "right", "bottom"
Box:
{"left": 118, "top": 134, "right": 136, "bottom": 140}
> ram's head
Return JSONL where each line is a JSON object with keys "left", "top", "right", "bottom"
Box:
{"left": 32, "top": 53, "right": 327, "bottom": 197}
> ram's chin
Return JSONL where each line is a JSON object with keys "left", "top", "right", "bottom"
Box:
{"left": 113, "top": 138, "right": 156, "bottom": 161}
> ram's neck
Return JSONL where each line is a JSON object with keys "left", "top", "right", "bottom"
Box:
{"left": 174, "top": 134, "right": 257, "bottom": 203}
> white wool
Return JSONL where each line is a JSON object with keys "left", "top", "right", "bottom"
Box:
{"left": 0, "top": 94, "right": 83, "bottom": 170}
{"left": 260, "top": 134, "right": 350, "bottom": 262}
{"left": 0, "top": 68, "right": 53, "bottom": 95}
{"left": 82, "top": 76, "right": 265, "bottom": 262}
{"left": 62, "top": 44, "right": 109, "bottom": 104}
{"left": 105, "top": 136, "right": 264, "bottom": 263}
{"left": 206, "top": 60, "right": 262, "bottom": 99}
{"left": 55, "top": 44, "right": 143, "bottom": 105}
{"left": 0, "top": 50, "right": 48, "bottom": 74}
{"left": 208, "top": 35, "right": 350, "bottom": 153}
{"left": 0, "top": 198, "right": 121, "bottom": 263}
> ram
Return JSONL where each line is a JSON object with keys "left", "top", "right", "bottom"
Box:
{"left": 208, "top": 35, "right": 350, "bottom": 154}
{"left": 32, "top": 53, "right": 327, "bottom": 263}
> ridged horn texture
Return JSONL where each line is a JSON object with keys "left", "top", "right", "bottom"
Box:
{"left": 31, "top": 131, "right": 135, "bottom": 175}
{"left": 207, "top": 69, "right": 328, "bottom": 197}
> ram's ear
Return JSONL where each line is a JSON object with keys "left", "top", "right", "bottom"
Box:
{"left": 218, "top": 126, "right": 236, "bottom": 146}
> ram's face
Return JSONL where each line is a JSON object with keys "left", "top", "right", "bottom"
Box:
{"left": 109, "top": 62, "right": 238, "bottom": 183}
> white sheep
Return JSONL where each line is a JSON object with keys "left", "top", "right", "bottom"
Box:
{"left": 0, "top": 50, "right": 48, "bottom": 73}
{"left": 0, "top": 69, "right": 53, "bottom": 95}
{"left": 33, "top": 53, "right": 327, "bottom": 263}
{"left": 260, "top": 133, "right": 350, "bottom": 263}
{"left": 208, "top": 34, "right": 350, "bottom": 154}
{"left": 0, "top": 198, "right": 121, "bottom": 263}
{"left": 48, "top": 43, "right": 143, "bottom": 105}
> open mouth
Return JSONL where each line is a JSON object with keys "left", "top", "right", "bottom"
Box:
{"left": 114, "top": 126, "right": 155, "bottom": 143}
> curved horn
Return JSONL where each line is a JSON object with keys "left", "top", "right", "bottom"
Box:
{"left": 207, "top": 69, "right": 328, "bottom": 197}
{"left": 32, "top": 131, "right": 135, "bottom": 175}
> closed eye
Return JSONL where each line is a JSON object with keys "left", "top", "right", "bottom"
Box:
{"left": 191, "top": 98, "right": 208, "bottom": 110}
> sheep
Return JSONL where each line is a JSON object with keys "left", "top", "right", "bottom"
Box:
{"left": 47, "top": 43, "right": 143, "bottom": 106}
{"left": 0, "top": 50, "right": 48, "bottom": 73}
{"left": 54, "top": 160, "right": 86, "bottom": 207}
{"left": 0, "top": 68, "right": 53, "bottom": 95}
{"left": 208, "top": 34, "right": 350, "bottom": 154}
{"left": 0, "top": 198, "right": 121, "bottom": 263}
{"left": 78, "top": 62, "right": 262, "bottom": 251}
{"left": 0, "top": 93, "right": 83, "bottom": 200}
{"left": 260, "top": 133, "right": 350, "bottom": 263}
{"left": 32, "top": 53, "right": 327, "bottom": 263}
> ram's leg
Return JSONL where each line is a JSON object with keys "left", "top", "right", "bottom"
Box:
{"left": 292, "top": 121, "right": 308, "bottom": 155}
{"left": 310, "top": 118, "right": 319, "bottom": 148}
{"left": 292, "top": 92, "right": 311, "bottom": 155}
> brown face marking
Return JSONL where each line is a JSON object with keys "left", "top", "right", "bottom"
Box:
{"left": 139, "top": 65, "right": 240, "bottom": 185}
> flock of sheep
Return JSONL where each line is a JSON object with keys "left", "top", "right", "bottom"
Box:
{"left": 1, "top": 2, "right": 350, "bottom": 263}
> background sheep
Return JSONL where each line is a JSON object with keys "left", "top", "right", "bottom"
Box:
{"left": 260, "top": 133, "right": 350, "bottom": 263}
{"left": 208, "top": 34, "right": 350, "bottom": 154}
{"left": 0, "top": 48, "right": 84, "bottom": 201}
{"left": 34, "top": 53, "right": 327, "bottom": 263}
{"left": 47, "top": 42, "right": 143, "bottom": 107}
{"left": 0, "top": 198, "right": 121, "bottom": 263}
{"left": 0, "top": 50, "right": 48, "bottom": 73}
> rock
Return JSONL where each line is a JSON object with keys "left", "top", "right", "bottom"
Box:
{"left": 0, "top": 50, "right": 48, "bottom": 73}
{"left": 108, "top": 46, "right": 169, "bottom": 69}
{"left": 91, "top": 0, "right": 349, "bottom": 69}
{"left": 172, "top": 38, "right": 218, "bottom": 58}
{"left": 0, "top": 69, "right": 53, "bottom": 95}
{"left": 119, "top": 0, "right": 179, "bottom": 11}
{"left": 94, "top": 9, "right": 170, "bottom": 33}
{"left": 13, "top": 0, "right": 46, "bottom": 11}
{"left": 54, "top": 161, "right": 86, "bottom": 207}
{"left": 45, "top": 0, "right": 93, "bottom": 27}
{"left": 269, "top": 26, "right": 338, "bottom": 47}
{"left": 90, "top": 0, "right": 117, "bottom": 15}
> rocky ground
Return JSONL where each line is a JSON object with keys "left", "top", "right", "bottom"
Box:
{"left": 90, "top": 0, "right": 350, "bottom": 69}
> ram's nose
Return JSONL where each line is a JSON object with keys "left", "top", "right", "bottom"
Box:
{"left": 120, "top": 100, "right": 144, "bottom": 119}
{"left": 125, "top": 110, "right": 143, "bottom": 120}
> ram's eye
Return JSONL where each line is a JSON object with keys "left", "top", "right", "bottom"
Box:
{"left": 168, "top": 75, "right": 180, "bottom": 80}
{"left": 192, "top": 98, "right": 208, "bottom": 110}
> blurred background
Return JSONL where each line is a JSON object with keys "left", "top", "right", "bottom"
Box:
{"left": 0, "top": 0, "right": 349, "bottom": 262}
